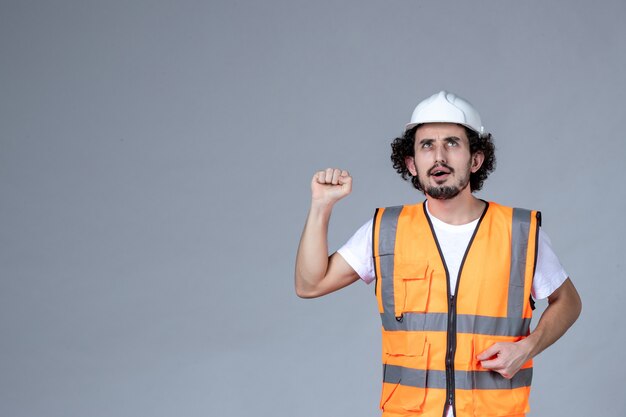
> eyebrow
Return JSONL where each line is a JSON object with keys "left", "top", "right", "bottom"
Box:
{"left": 417, "top": 136, "right": 462, "bottom": 144}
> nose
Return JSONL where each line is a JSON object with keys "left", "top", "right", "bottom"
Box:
{"left": 433, "top": 144, "right": 447, "bottom": 164}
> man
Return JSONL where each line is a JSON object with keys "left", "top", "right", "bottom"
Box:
{"left": 294, "top": 91, "right": 581, "bottom": 417}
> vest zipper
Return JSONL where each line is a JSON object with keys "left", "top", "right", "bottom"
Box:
{"left": 423, "top": 201, "right": 490, "bottom": 417}
{"left": 445, "top": 294, "right": 457, "bottom": 417}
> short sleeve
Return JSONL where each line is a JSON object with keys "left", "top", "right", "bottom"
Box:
{"left": 532, "top": 228, "right": 569, "bottom": 299}
{"left": 336, "top": 219, "right": 376, "bottom": 284}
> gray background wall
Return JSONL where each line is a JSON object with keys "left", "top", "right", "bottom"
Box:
{"left": 1, "top": 1, "right": 624, "bottom": 416}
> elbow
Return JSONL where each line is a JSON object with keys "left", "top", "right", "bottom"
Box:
{"left": 573, "top": 291, "right": 583, "bottom": 320}
{"left": 564, "top": 284, "right": 583, "bottom": 324}
{"left": 294, "top": 281, "right": 307, "bottom": 298}
{"left": 295, "top": 288, "right": 316, "bottom": 299}
{"left": 295, "top": 287, "right": 321, "bottom": 299}
{"left": 294, "top": 276, "right": 321, "bottom": 299}
{"left": 569, "top": 280, "right": 583, "bottom": 321}
{"left": 551, "top": 277, "right": 583, "bottom": 323}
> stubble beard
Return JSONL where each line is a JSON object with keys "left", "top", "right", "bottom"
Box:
{"left": 416, "top": 161, "right": 472, "bottom": 200}
{"left": 425, "top": 183, "right": 465, "bottom": 199}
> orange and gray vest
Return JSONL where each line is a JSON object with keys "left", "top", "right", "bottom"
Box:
{"left": 373, "top": 202, "right": 540, "bottom": 417}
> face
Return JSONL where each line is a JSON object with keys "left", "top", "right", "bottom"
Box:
{"left": 405, "top": 123, "right": 484, "bottom": 200}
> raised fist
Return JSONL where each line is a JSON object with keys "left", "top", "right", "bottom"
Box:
{"left": 311, "top": 168, "right": 352, "bottom": 205}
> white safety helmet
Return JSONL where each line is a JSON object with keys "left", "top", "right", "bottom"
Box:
{"left": 405, "top": 90, "right": 486, "bottom": 137}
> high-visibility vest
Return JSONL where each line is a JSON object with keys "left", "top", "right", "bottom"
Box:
{"left": 373, "top": 202, "right": 540, "bottom": 417}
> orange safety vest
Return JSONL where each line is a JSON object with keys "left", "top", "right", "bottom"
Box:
{"left": 373, "top": 202, "right": 540, "bottom": 417}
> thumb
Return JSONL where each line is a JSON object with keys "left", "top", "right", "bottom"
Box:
{"left": 337, "top": 171, "right": 351, "bottom": 185}
{"left": 476, "top": 343, "right": 500, "bottom": 361}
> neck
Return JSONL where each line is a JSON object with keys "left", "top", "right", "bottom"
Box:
{"left": 425, "top": 191, "right": 486, "bottom": 225}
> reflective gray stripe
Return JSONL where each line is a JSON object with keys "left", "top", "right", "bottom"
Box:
{"left": 378, "top": 206, "right": 403, "bottom": 317}
{"left": 457, "top": 314, "right": 530, "bottom": 336}
{"left": 381, "top": 312, "right": 448, "bottom": 332}
{"left": 378, "top": 206, "right": 402, "bottom": 256}
{"left": 460, "top": 368, "right": 533, "bottom": 390}
{"left": 508, "top": 208, "right": 532, "bottom": 318}
{"left": 383, "top": 364, "right": 532, "bottom": 390}
{"left": 383, "top": 364, "right": 436, "bottom": 388}
{"left": 381, "top": 313, "right": 531, "bottom": 336}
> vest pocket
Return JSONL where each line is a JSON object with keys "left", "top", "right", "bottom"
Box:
{"left": 472, "top": 338, "right": 530, "bottom": 416}
{"left": 472, "top": 386, "right": 528, "bottom": 417}
{"left": 380, "top": 332, "right": 429, "bottom": 413}
{"left": 396, "top": 260, "right": 432, "bottom": 313}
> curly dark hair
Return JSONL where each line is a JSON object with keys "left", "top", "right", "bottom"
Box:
{"left": 390, "top": 125, "right": 496, "bottom": 192}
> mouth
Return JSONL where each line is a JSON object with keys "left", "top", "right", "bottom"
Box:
{"left": 429, "top": 165, "right": 452, "bottom": 178}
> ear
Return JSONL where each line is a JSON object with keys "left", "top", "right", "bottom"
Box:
{"left": 405, "top": 156, "right": 417, "bottom": 176}
{"left": 470, "top": 152, "right": 484, "bottom": 173}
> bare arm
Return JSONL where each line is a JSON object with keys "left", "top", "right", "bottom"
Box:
{"left": 295, "top": 168, "right": 360, "bottom": 298}
{"left": 477, "top": 277, "right": 582, "bottom": 378}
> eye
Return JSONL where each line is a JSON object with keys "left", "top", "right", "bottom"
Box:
{"left": 421, "top": 142, "right": 432, "bottom": 149}
{"left": 446, "top": 140, "right": 458, "bottom": 147}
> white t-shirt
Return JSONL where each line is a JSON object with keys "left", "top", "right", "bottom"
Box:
{"left": 337, "top": 203, "right": 568, "bottom": 300}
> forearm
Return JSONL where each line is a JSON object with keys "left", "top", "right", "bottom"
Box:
{"left": 478, "top": 279, "right": 582, "bottom": 378}
{"left": 294, "top": 201, "right": 334, "bottom": 297}
{"left": 523, "top": 278, "right": 582, "bottom": 358}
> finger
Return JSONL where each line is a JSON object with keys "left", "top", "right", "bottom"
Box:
{"left": 338, "top": 173, "right": 352, "bottom": 185}
{"left": 500, "top": 371, "right": 513, "bottom": 380}
{"left": 476, "top": 343, "right": 500, "bottom": 361}
{"left": 489, "top": 366, "right": 512, "bottom": 379}
{"left": 480, "top": 362, "right": 511, "bottom": 379}
{"left": 479, "top": 358, "right": 502, "bottom": 370}
{"left": 338, "top": 170, "right": 350, "bottom": 183}
{"left": 331, "top": 168, "right": 341, "bottom": 185}
{"left": 314, "top": 170, "right": 326, "bottom": 184}
{"left": 324, "top": 168, "right": 334, "bottom": 183}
